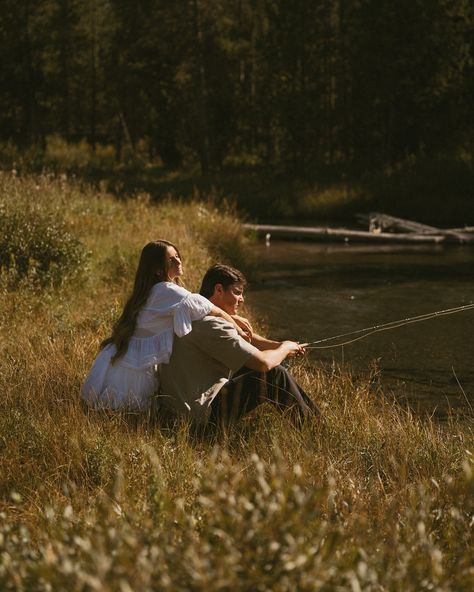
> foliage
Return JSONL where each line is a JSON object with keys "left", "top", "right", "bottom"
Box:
{"left": 186, "top": 193, "right": 256, "bottom": 273}
{"left": 43, "top": 135, "right": 117, "bottom": 172}
{"left": 364, "top": 155, "right": 474, "bottom": 224}
{"left": 0, "top": 0, "right": 472, "bottom": 175}
{"left": 1, "top": 446, "right": 472, "bottom": 591}
{"left": 0, "top": 174, "right": 88, "bottom": 288}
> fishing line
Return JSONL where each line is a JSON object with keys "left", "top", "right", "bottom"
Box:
{"left": 212, "top": 304, "right": 474, "bottom": 405}
{"left": 304, "top": 303, "right": 474, "bottom": 350}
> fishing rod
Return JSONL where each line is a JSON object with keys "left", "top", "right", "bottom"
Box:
{"left": 213, "top": 304, "right": 474, "bottom": 410}
{"left": 303, "top": 303, "right": 474, "bottom": 350}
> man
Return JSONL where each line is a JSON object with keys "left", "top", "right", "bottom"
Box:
{"left": 199, "top": 264, "right": 284, "bottom": 351}
{"left": 158, "top": 264, "right": 319, "bottom": 427}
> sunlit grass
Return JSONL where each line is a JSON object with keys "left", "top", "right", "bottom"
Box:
{"left": 0, "top": 172, "right": 473, "bottom": 590}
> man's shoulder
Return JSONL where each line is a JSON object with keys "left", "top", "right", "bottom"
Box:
{"left": 191, "top": 316, "right": 237, "bottom": 335}
{"left": 190, "top": 316, "right": 259, "bottom": 356}
{"left": 173, "top": 315, "right": 259, "bottom": 371}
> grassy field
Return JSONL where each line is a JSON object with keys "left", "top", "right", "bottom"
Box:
{"left": 1, "top": 172, "right": 473, "bottom": 591}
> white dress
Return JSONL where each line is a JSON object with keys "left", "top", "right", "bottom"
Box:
{"left": 81, "top": 282, "right": 213, "bottom": 410}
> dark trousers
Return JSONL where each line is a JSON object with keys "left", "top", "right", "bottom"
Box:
{"left": 209, "top": 365, "right": 320, "bottom": 427}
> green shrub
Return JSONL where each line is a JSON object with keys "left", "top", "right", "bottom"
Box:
{"left": 0, "top": 200, "right": 88, "bottom": 289}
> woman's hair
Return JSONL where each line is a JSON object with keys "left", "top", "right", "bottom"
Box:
{"left": 102, "top": 240, "right": 181, "bottom": 362}
{"left": 199, "top": 264, "right": 247, "bottom": 298}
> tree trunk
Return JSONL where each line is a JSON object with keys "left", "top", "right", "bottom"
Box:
{"left": 192, "top": 0, "right": 211, "bottom": 174}
{"left": 59, "top": 0, "right": 72, "bottom": 141}
{"left": 23, "top": 1, "right": 40, "bottom": 147}
{"left": 89, "top": 2, "right": 97, "bottom": 151}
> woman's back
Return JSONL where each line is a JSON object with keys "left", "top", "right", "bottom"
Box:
{"left": 81, "top": 281, "right": 213, "bottom": 410}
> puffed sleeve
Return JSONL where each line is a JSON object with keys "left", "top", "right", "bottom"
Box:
{"left": 173, "top": 293, "right": 213, "bottom": 337}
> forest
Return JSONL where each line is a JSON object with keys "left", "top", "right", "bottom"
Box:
{"left": 1, "top": 0, "right": 473, "bottom": 178}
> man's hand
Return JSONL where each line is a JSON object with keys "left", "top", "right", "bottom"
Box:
{"left": 232, "top": 315, "right": 253, "bottom": 341}
{"left": 236, "top": 325, "right": 252, "bottom": 342}
{"left": 245, "top": 340, "right": 306, "bottom": 372}
{"left": 282, "top": 341, "right": 306, "bottom": 357}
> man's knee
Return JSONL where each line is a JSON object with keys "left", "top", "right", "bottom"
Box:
{"left": 268, "top": 364, "right": 295, "bottom": 389}
{"left": 269, "top": 364, "right": 289, "bottom": 379}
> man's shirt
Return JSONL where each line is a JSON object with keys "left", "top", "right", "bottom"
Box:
{"left": 159, "top": 316, "right": 259, "bottom": 423}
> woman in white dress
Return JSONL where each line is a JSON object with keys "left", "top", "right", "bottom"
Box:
{"left": 81, "top": 239, "right": 249, "bottom": 411}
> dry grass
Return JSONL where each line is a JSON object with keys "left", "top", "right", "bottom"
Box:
{"left": 0, "top": 172, "right": 473, "bottom": 591}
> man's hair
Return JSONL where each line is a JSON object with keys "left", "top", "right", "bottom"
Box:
{"left": 199, "top": 264, "right": 247, "bottom": 298}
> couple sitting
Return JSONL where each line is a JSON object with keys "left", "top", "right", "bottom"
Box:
{"left": 81, "top": 240, "right": 319, "bottom": 427}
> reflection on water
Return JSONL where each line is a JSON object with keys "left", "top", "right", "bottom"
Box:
{"left": 246, "top": 242, "right": 474, "bottom": 416}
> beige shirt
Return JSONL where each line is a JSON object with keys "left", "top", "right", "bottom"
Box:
{"left": 159, "top": 316, "right": 259, "bottom": 423}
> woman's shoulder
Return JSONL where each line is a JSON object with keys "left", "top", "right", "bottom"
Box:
{"left": 152, "top": 281, "right": 189, "bottom": 296}
{"left": 148, "top": 281, "right": 190, "bottom": 305}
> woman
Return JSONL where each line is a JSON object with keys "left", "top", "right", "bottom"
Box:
{"left": 81, "top": 240, "right": 248, "bottom": 411}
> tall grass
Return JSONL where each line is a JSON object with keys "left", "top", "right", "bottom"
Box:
{"left": 0, "top": 172, "right": 473, "bottom": 590}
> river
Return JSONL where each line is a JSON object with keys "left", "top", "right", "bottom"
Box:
{"left": 245, "top": 241, "right": 474, "bottom": 416}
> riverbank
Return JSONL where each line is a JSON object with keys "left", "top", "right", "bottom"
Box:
{"left": 1, "top": 173, "right": 473, "bottom": 590}
{"left": 3, "top": 142, "right": 474, "bottom": 227}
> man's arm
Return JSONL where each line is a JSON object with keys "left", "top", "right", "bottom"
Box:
{"left": 232, "top": 314, "right": 281, "bottom": 350}
{"left": 188, "top": 317, "right": 304, "bottom": 373}
{"left": 244, "top": 341, "right": 304, "bottom": 372}
{"left": 251, "top": 333, "right": 281, "bottom": 350}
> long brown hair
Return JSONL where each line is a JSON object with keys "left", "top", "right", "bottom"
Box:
{"left": 102, "top": 240, "right": 182, "bottom": 362}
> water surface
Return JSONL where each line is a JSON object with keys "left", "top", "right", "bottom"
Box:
{"left": 246, "top": 242, "right": 474, "bottom": 415}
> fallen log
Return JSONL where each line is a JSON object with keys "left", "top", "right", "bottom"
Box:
{"left": 448, "top": 226, "right": 474, "bottom": 233}
{"left": 243, "top": 223, "right": 447, "bottom": 244}
{"left": 356, "top": 213, "right": 474, "bottom": 244}
{"left": 357, "top": 212, "right": 440, "bottom": 234}
{"left": 440, "top": 230, "right": 474, "bottom": 243}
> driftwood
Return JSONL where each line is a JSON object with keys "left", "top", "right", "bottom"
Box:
{"left": 448, "top": 226, "right": 474, "bottom": 233}
{"left": 244, "top": 213, "right": 474, "bottom": 244}
{"left": 358, "top": 212, "right": 474, "bottom": 244}
{"left": 357, "top": 212, "right": 439, "bottom": 234}
{"left": 243, "top": 223, "right": 446, "bottom": 244}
